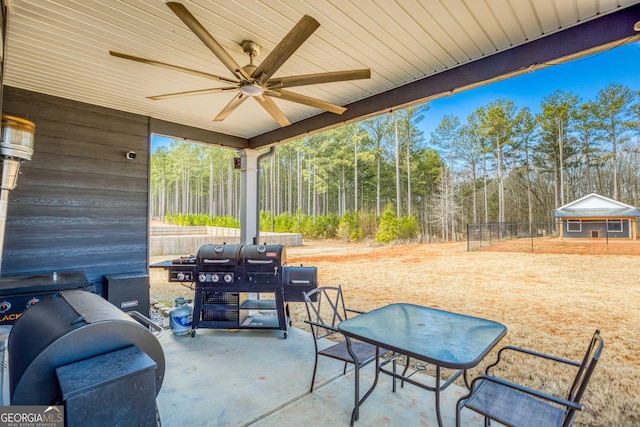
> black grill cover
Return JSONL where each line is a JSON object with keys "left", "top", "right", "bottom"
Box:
{"left": 8, "top": 290, "right": 165, "bottom": 405}
{"left": 197, "top": 244, "right": 242, "bottom": 267}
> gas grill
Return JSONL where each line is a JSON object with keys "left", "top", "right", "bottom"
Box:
{"left": 166, "top": 244, "right": 317, "bottom": 338}
{"left": 195, "top": 244, "right": 242, "bottom": 286}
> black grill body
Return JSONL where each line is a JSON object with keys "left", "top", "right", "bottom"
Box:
{"left": 8, "top": 289, "right": 164, "bottom": 422}
{"left": 0, "top": 272, "right": 93, "bottom": 326}
{"left": 195, "top": 244, "right": 242, "bottom": 286}
{"left": 239, "top": 244, "right": 285, "bottom": 288}
{"left": 167, "top": 244, "right": 317, "bottom": 339}
{"left": 168, "top": 255, "right": 196, "bottom": 282}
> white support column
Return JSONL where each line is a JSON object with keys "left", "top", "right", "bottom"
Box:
{"left": 239, "top": 149, "right": 260, "bottom": 245}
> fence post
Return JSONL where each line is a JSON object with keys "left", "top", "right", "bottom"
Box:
{"left": 467, "top": 223, "right": 470, "bottom": 252}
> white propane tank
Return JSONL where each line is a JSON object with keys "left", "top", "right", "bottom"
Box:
{"left": 169, "top": 297, "right": 193, "bottom": 335}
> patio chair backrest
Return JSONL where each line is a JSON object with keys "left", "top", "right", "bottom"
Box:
{"left": 303, "top": 286, "right": 349, "bottom": 341}
{"left": 564, "top": 329, "right": 604, "bottom": 425}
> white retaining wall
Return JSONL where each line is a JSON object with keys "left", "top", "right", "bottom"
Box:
{"left": 149, "top": 226, "right": 303, "bottom": 256}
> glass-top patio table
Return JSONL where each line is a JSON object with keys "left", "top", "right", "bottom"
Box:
{"left": 338, "top": 303, "right": 507, "bottom": 427}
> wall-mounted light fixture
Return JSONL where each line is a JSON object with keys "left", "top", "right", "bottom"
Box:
{"left": 1, "top": 115, "right": 35, "bottom": 190}
{"left": 0, "top": 114, "right": 36, "bottom": 276}
{"left": 125, "top": 151, "right": 137, "bottom": 160}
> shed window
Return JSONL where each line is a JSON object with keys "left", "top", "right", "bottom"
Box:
{"left": 607, "top": 220, "right": 623, "bottom": 233}
{"left": 566, "top": 220, "right": 581, "bottom": 232}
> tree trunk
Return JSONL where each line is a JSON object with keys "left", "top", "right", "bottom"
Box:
{"left": 406, "top": 126, "right": 411, "bottom": 216}
{"left": 394, "top": 114, "right": 401, "bottom": 217}
{"left": 354, "top": 128, "right": 358, "bottom": 212}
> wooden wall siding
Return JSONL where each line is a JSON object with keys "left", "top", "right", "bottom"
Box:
{"left": 2, "top": 87, "right": 150, "bottom": 287}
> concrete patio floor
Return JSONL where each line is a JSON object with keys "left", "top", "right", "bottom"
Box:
{"left": 156, "top": 326, "right": 489, "bottom": 427}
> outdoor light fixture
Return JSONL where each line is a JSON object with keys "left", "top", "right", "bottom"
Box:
{"left": 0, "top": 114, "right": 35, "bottom": 276}
{"left": 0, "top": 115, "right": 35, "bottom": 190}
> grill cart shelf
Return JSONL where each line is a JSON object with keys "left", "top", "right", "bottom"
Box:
{"left": 156, "top": 244, "right": 318, "bottom": 339}
{"left": 193, "top": 287, "right": 289, "bottom": 337}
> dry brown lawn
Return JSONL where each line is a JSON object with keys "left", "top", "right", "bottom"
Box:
{"left": 150, "top": 237, "right": 640, "bottom": 427}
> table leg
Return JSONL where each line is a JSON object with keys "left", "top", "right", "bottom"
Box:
{"left": 435, "top": 365, "right": 443, "bottom": 427}
{"left": 400, "top": 356, "right": 411, "bottom": 389}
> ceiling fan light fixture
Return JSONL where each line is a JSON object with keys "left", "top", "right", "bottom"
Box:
{"left": 240, "top": 83, "right": 264, "bottom": 97}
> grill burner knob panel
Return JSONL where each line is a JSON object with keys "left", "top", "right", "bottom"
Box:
{"left": 176, "top": 272, "right": 189, "bottom": 281}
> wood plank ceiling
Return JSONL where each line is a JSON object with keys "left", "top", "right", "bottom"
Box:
{"left": 3, "top": 0, "right": 640, "bottom": 146}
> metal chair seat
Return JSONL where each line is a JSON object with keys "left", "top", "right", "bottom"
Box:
{"left": 456, "top": 329, "right": 603, "bottom": 427}
{"left": 464, "top": 378, "right": 566, "bottom": 427}
{"left": 318, "top": 340, "right": 380, "bottom": 364}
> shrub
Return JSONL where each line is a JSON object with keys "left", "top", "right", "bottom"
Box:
{"left": 375, "top": 203, "right": 399, "bottom": 243}
{"left": 338, "top": 210, "right": 363, "bottom": 242}
{"left": 398, "top": 214, "right": 419, "bottom": 239}
{"left": 358, "top": 209, "right": 378, "bottom": 239}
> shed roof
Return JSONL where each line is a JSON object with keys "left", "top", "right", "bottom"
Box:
{"left": 554, "top": 193, "right": 640, "bottom": 218}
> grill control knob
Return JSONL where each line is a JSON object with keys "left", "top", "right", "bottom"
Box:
{"left": 27, "top": 298, "right": 39, "bottom": 307}
{"left": 198, "top": 273, "right": 207, "bottom": 283}
{"left": 211, "top": 274, "right": 220, "bottom": 283}
{"left": 177, "top": 272, "right": 185, "bottom": 281}
{"left": 0, "top": 301, "right": 11, "bottom": 313}
{"left": 224, "top": 274, "right": 233, "bottom": 283}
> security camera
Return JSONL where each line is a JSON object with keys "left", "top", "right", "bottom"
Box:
{"left": 126, "top": 151, "right": 137, "bottom": 160}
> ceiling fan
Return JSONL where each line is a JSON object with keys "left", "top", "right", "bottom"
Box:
{"left": 109, "top": 2, "right": 371, "bottom": 127}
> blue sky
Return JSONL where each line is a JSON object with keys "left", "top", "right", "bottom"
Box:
{"left": 417, "top": 40, "right": 640, "bottom": 138}
{"left": 153, "top": 40, "right": 639, "bottom": 151}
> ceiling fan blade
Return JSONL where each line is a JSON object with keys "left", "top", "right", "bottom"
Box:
{"left": 109, "top": 51, "right": 238, "bottom": 84}
{"left": 148, "top": 87, "right": 238, "bottom": 100}
{"left": 255, "top": 96, "right": 291, "bottom": 127}
{"left": 274, "top": 90, "right": 346, "bottom": 115}
{"left": 166, "top": 2, "right": 252, "bottom": 82}
{"left": 250, "top": 15, "right": 320, "bottom": 82}
{"left": 214, "top": 92, "right": 249, "bottom": 122}
{"left": 267, "top": 69, "right": 371, "bottom": 89}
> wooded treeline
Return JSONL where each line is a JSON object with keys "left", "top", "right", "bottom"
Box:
{"left": 151, "top": 83, "right": 640, "bottom": 241}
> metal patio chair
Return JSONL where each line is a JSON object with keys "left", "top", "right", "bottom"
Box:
{"left": 303, "top": 286, "right": 392, "bottom": 394}
{"left": 456, "top": 329, "right": 603, "bottom": 427}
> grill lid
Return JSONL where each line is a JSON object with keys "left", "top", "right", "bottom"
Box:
{"left": 240, "top": 244, "right": 286, "bottom": 266}
{"left": 196, "top": 244, "right": 242, "bottom": 266}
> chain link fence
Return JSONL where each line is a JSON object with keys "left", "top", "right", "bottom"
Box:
{"left": 467, "top": 219, "right": 640, "bottom": 251}
{"left": 466, "top": 221, "right": 559, "bottom": 251}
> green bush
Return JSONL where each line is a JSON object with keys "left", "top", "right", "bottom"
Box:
{"left": 358, "top": 209, "right": 378, "bottom": 239}
{"left": 274, "top": 212, "right": 295, "bottom": 232}
{"left": 259, "top": 211, "right": 273, "bottom": 232}
{"left": 209, "top": 215, "right": 240, "bottom": 228}
{"left": 375, "top": 203, "right": 399, "bottom": 243}
{"left": 398, "top": 214, "right": 419, "bottom": 239}
{"left": 164, "top": 213, "right": 239, "bottom": 228}
{"left": 294, "top": 213, "right": 339, "bottom": 239}
{"left": 338, "top": 210, "right": 363, "bottom": 242}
